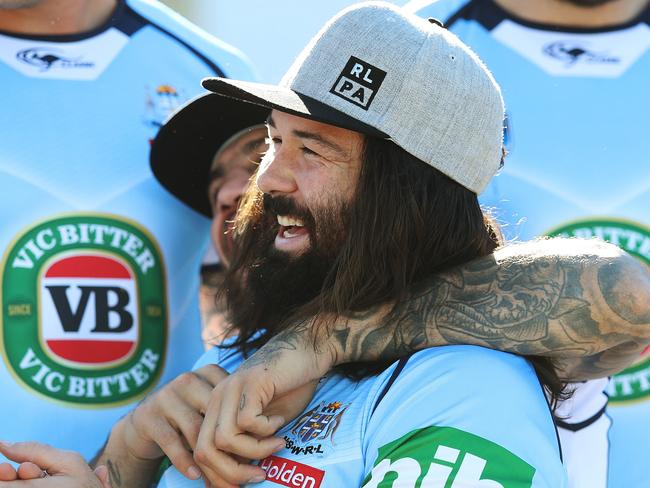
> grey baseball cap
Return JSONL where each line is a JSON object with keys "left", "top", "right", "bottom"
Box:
{"left": 201, "top": 1, "right": 505, "bottom": 194}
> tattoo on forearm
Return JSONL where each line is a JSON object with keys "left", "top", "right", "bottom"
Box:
{"left": 247, "top": 241, "right": 650, "bottom": 381}
{"left": 326, "top": 242, "right": 650, "bottom": 379}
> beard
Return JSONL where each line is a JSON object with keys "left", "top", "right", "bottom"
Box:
{"left": 224, "top": 192, "right": 349, "bottom": 340}
{"left": 558, "top": 0, "right": 619, "bottom": 6}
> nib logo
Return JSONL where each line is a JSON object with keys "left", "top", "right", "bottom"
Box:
{"left": 362, "top": 426, "right": 535, "bottom": 488}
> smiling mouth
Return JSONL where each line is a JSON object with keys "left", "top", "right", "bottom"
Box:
{"left": 277, "top": 215, "right": 309, "bottom": 239}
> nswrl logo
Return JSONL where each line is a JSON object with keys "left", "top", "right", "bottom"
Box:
{"left": 1, "top": 214, "right": 167, "bottom": 407}
{"left": 330, "top": 56, "right": 387, "bottom": 110}
{"left": 362, "top": 426, "right": 535, "bottom": 488}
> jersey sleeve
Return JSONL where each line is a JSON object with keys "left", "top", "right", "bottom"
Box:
{"left": 361, "top": 345, "right": 567, "bottom": 487}
{"left": 126, "top": 0, "right": 257, "bottom": 81}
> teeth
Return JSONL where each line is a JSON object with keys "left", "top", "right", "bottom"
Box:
{"left": 277, "top": 215, "right": 304, "bottom": 227}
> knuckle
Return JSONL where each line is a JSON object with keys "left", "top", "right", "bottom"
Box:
{"left": 193, "top": 447, "right": 210, "bottom": 465}
{"left": 155, "top": 428, "right": 178, "bottom": 446}
{"left": 174, "top": 372, "right": 197, "bottom": 389}
{"left": 213, "top": 435, "right": 232, "bottom": 451}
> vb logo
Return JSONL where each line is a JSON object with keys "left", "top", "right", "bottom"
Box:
{"left": 2, "top": 214, "right": 167, "bottom": 406}
{"left": 41, "top": 254, "right": 138, "bottom": 365}
{"left": 362, "top": 426, "right": 536, "bottom": 488}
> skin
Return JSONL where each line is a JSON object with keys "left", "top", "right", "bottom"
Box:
{"left": 0, "top": 0, "right": 117, "bottom": 34}
{"left": 493, "top": 0, "right": 650, "bottom": 28}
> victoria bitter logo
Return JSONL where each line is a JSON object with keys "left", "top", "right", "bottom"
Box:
{"left": 1, "top": 214, "right": 167, "bottom": 407}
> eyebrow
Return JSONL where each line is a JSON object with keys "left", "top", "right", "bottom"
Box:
{"left": 242, "top": 137, "right": 267, "bottom": 155}
{"left": 266, "top": 114, "right": 349, "bottom": 159}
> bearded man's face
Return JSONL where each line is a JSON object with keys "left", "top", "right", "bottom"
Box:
{"left": 225, "top": 110, "right": 364, "bottom": 331}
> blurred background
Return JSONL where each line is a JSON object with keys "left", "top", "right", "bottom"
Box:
{"left": 160, "top": 0, "right": 405, "bottom": 83}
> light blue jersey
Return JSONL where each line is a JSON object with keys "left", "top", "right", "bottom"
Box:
{"left": 407, "top": 1, "right": 650, "bottom": 486}
{"left": 160, "top": 345, "right": 567, "bottom": 487}
{"left": 0, "top": 0, "right": 254, "bottom": 459}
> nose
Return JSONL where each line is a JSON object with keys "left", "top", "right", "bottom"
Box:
{"left": 256, "top": 148, "right": 297, "bottom": 196}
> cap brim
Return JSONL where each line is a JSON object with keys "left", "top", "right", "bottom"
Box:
{"left": 201, "top": 78, "right": 388, "bottom": 139}
{"left": 150, "top": 93, "right": 270, "bottom": 217}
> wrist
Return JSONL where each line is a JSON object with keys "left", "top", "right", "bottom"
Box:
{"left": 118, "top": 413, "right": 164, "bottom": 463}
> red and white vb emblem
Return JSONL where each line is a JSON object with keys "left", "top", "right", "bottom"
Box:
{"left": 41, "top": 253, "right": 138, "bottom": 366}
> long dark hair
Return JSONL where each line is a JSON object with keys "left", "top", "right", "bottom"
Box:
{"left": 224, "top": 135, "right": 564, "bottom": 402}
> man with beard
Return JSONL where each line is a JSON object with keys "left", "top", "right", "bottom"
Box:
{"left": 2, "top": 2, "right": 650, "bottom": 487}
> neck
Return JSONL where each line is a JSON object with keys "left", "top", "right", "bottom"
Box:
{"left": 494, "top": 0, "right": 649, "bottom": 28}
{"left": 0, "top": 0, "right": 117, "bottom": 35}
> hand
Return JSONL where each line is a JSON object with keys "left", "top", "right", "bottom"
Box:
{"left": 0, "top": 442, "right": 110, "bottom": 488}
{"left": 123, "top": 364, "right": 228, "bottom": 481}
{"left": 193, "top": 329, "right": 330, "bottom": 487}
{"left": 0, "top": 459, "right": 42, "bottom": 481}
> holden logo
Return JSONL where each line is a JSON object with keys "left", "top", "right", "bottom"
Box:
{"left": 1, "top": 214, "right": 167, "bottom": 407}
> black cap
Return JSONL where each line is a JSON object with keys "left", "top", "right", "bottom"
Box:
{"left": 150, "top": 92, "right": 270, "bottom": 217}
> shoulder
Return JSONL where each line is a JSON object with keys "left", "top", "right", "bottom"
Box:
{"left": 404, "top": 0, "right": 472, "bottom": 22}
{"left": 361, "top": 346, "right": 565, "bottom": 487}
{"left": 124, "top": 0, "right": 256, "bottom": 79}
{"left": 368, "top": 345, "right": 551, "bottom": 430}
{"left": 389, "top": 344, "right": 540, "bottom": 394}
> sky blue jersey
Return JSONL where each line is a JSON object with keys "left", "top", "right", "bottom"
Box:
{"left": 0, "top": 0, "right": 254, "bottom": 460}
{"left": 159, "top": 344, "right": 567, "bottom": 488}
{"left": 406, "top": 1, "right": 650, "bottom": 486}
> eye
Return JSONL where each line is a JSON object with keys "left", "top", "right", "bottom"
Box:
{"left": 301, "top": 146, "right": 318, "bottom": 156}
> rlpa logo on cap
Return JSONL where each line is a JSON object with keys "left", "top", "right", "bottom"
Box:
{"left": 1, "top": 214, "right": 167, "bottom": 407}
{"left": 330, "top": 56, "right": 387, "bottom": 110}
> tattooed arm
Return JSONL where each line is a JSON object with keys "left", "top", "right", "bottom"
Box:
{"left": 248, "top": 237, "right": 650, "bottom": 382}
{"left": 90, "top": 418, "right": 160, "bottom": 488}
{"left": 324, "top": 238, "right": 650, "bottom": 379}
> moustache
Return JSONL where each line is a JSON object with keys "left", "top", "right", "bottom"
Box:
{"left": 262, "top": 194, "right": 316, "bottom": 229}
